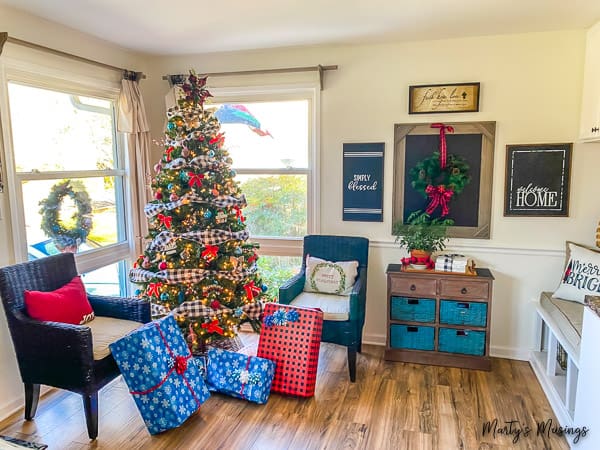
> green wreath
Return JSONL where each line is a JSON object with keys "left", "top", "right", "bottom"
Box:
{"left": 410, "top": 151, "right": 470, "bottom": 197}
{"left": 310, "top": 262, "right": 346, "bottom": 294}
{"left": 39, "top": 180, "right": 93, "bottom": 250}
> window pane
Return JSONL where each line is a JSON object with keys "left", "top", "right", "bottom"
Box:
{"left": 256, "top": 255, "right": 302, "bottom": 300}
{"left": 24, "top": 177, "right": 125, "bottom": 258}
{"left": 212, "top": 100, "right": 308, "bottom": 169}
{"left": 239, "top": 174, "right": 307, "bottom": 238}
{"left": 7, "top": 82, "right": 115, "bottom": 172}
{"left": 82, "top": 261, "right": 127, "bottom": 296}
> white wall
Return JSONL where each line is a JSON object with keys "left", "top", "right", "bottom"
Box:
{"left": 0, "top": 5, "right": 147, "bottom": 420}
{"left": 144, "top": 30, "right": 600, "bottom": 359}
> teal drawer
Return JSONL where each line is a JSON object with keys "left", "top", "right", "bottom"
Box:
{"left": 390, "top": 297, "right": 435, "bottom": 323}
{"left": 438, "top": 328, "right": 486, "bottom": 356}
{"left": 390, "top": 324, "right": 435, "bottom": 351}
{"left": 440, "top": 300, "right": 487, "bottom": 327}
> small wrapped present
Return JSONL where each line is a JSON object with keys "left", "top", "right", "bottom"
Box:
{"left": 109, "top": 315, "right": 210, "bottom": 434}
{"left": 257, "top": 303, "right": 323, "bottom": 397}
{"left": 435, "top": 253, "right": 470, "bottom": 273}
{"left": 205, "top": 348, "right": 276, "bottom": 404}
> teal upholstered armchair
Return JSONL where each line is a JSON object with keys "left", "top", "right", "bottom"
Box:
{"left": 278, "top": 235, "right": 369, "bottom": 382}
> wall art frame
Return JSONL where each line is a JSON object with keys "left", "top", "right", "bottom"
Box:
{"left": 504, "top": 143, "right": 572, "bottom": 217}
{"left": 408, "top": 82, "right": 480, "bottom": 114}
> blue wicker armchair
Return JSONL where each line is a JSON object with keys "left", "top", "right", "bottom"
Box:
{"left": 278, "top": 235, "right": 369, "bottom": 382}
{"left": 0, "top": 253, "right": 150, "bottom": 440}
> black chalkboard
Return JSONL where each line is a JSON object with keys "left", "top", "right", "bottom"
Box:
{"left": 404, "top": 134, "right": 482, "bottom": 227}
{"left": 504, "top": 143, "right": 572, "bottom": 216}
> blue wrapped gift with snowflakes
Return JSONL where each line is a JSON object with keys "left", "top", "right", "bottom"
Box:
{"left": 109, "top": 315, "right": 210, "bottom": 434}
{"left": 206, "top": 348, "right": 276, "bottom": 404}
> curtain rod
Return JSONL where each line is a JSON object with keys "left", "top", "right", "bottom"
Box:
{"left": 163, "top": 64, "right": 338, "bottom": 90}
{"left": 0, "top": 32, "right": 145, "bottom": 80}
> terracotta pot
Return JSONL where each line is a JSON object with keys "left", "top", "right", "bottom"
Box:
{"left": 410, "top": 249, "right": 431, "bottom": 260}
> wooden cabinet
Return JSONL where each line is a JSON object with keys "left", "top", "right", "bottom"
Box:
{"left": 385, "top": 264, "right": 494, "bottom": 370}
{"left": 579, "top": 21, "right": 600, "bottom": 142}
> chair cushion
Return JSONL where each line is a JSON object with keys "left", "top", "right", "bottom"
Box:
{"left": 540, "top": 291, "right": 583, "bottom": 351}
{"left": 24, "top": 276, "right": 95, "bottom": 325}
{"left": 291, "top": 291, "right": 349, "bottom": 321}
{"left": 86, "top": 316, "right": 143, "bottom": 360}
{"left": 303, "top": 255, "right": 358, "bottom": 295}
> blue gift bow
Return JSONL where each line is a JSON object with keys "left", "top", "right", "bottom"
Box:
{"left": 264, "top": 307, "right": 300, "bottom": 327}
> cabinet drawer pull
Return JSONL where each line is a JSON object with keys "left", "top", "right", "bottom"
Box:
{"left": 592, "top": 126, "right": 599, "bottom": 133}
{"left": 407, "top": 299, "right": 419, "bottom": 305}
{"left": 457, "top": 330, "right": 468, "bottom": 336}
{"left": 410, "top": 284, "right": 417, "bottom": 291}
{"left": 461, "top": 287, "right": 468, "bottom": 294}
{"left": 457, "top": 302, "right": 470, "bottom": 309}
{"left": 407, "top": 326, "right": 418, "bottom": 332}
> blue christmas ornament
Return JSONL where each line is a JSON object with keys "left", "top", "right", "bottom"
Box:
{"left": 167, "top": 122, "right": 175, "bottom": 130}
{"left": 261, "top": 284, "right": 268, "bottom": 292}
{"left": 167, "top": 183, "right": 173, "bottom": 190}
{"left": 160, "top": 293, "right": 169, "bottom": 301}
{"left": 179, "top": 171, "right": 189, "bottom": 181}
{"left": 208, "top": 150, "right": 215, "bottom": 157}
{"left": 178, "top": 291, "right": 185, "bottom": 302}
{"left": 230, "top": 169, "right": 237, "bottom": 177}
{"left": 204, "top": 210, "right": 212, "bottom": 219}
{"left": 234, "top": 307, "right": 244, "bottom": 318}
{"left": 134, "top": 289, "right": 142, "bottom": 296}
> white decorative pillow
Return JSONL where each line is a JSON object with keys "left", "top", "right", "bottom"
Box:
{"left": 553, "top": 242, "right": 600, "bottom": 303}
{"left": 303, "top": 255, "right": 359, "bottom": 295}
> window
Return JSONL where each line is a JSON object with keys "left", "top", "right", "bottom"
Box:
{"left": 1, "top": 73, "right": 132, "bottom": 296}
{"left": 212, "top": 86, "right": 319, "bottom": 295}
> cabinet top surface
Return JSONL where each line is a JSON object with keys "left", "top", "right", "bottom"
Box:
{"left": 386, "top": 264, "right": 494, "bottom": 280}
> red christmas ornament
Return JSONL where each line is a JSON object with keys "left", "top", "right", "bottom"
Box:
{"left": 155, "top": 191, "right": 163, "bottom": 200}
{"left": 210, "top": 300, "right": 221, "bottom": 310}
{"left": 158, "top": 261, "right": 167, "bottom": 270}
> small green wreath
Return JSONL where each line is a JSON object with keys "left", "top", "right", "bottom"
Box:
{"left": 39, "top": 180, "right": 93, "bottom": 250}
{"left": 410, "top": 152, "right": 471, "bottom": 197}
{"left": 310, "top": 262, "right": 346, "bottom": 294}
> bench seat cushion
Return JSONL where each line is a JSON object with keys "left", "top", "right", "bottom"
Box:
{"left": 87, "top": 316, "right": 143, "bottom": 360}
{"left": 540, "top": 291, "right": 583, "bottom": 351}
{"left": 291, "top": 292, "right": 349, "bottom": 321}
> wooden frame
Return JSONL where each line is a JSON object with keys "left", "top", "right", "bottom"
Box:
{"left": 393, "top": 121, "right": 495, "bottom": 239}
{"left": 504, "top": 143, "right": 572, "bottom": 217}
{"left": 408, "top": 82, "right": 480, "bottom": 114}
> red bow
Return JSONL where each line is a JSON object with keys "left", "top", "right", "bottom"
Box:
{"left": 234, "top": 206, "right": 245, "bottom": 222}
{"left": 209, "top": 133, "right": 225, "bottom": 146}
{"left": 188, "top": 172, "right": 204, "bottom": 188}
{"left": 157, "top": 213, "right": 172, "bottom": 229}
{"left": 201, "top": 245, "right": 219, "bottom": 262}
{"left": 430, "top": 123, "right": 454, "bottom": 169}
{"left": 425, "top": 185, "right": 454, "bottom": 217}
{"left": 165, "top": 146, "right": 174, "bottom": 161}
{"left": 244, "top": 281, "right": 262, "bottom": 301}
{"left": 146, "top": 282, "right": 163, "bottom": 297}
{"left": 201, "top": 319, "right": 224, "bottom": 335}
{"left": 174, "top": 355, "right": 188, "bottom": 375}
{"left": 247, "top": 252, "right": 258, "bottom": 264}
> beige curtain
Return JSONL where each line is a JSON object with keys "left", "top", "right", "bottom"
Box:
{"left": 117, "top": 79, "right": 151, "bottom": 256}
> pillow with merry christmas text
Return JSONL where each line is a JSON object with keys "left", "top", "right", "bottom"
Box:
{"left": 303, "top": 255, "right": 359, "bottom": 295}
{"left": 553, "top": 242, "right": 600, "bottom": 303}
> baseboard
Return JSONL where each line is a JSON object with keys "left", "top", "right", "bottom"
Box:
{"left": 0, "top": 386, "right": 53, "bottom": 423}
{"left": 489, "top": 345, "right": 530, "bottom": 361}
{"left": 363, "top": 333, "right": 385, "bottom": 346}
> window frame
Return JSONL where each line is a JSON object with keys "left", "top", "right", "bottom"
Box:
{"left": 210, "top": 84, "right": 320, "bottom": 257}
{"left": 0, "top": 59, "right": 134, "bottom": 291}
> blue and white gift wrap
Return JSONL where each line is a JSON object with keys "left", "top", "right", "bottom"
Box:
{"left": 206, "top": 348, "right": 276, "bottom": 404}
{"left": 109, "top": 315, "right": 210, "bottom": 434}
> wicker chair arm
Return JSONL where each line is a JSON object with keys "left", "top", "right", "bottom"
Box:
{"left": 348, "top": 269, "right": 366, "bottom": 320}
{"left": 87, "top": 294, "right": 151, "bottom": 323}
{"left": 278, "top": 272, "right": 305, "bottom": 305}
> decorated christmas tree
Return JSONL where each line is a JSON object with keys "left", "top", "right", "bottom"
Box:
{"left": 130, "top": 73, "right": 267, "bottom": 353}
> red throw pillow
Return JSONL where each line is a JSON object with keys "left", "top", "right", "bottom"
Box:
{"left": 24, "top": 276, "right": 95, "bottom": 325}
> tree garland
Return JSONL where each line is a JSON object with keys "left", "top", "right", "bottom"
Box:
{"left": 39, "top": 180, "right": 93, "bottom": 250}
{"left": 410, "top": 151, "right": 470, "bottom": 197}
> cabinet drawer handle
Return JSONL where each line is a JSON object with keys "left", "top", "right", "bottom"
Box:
{"left": 407, "top": 326, "right": 418, "bottom": 332}
{"left": 592, "top": 126, "right": 599, "bottom": 133}
{"left": 457, "top": 302, "right": 470, "bottom": 309}
{"left": 410, "top": 284, "right": 417, "bottom": 291}
{"left": 461, "top": 287, "right": 468, "bottom": 294}
{"left": 457, "top": 330, "right": 468, "bottom": 336}
{"left": 407, "top": 299, "right": 419, "bottom": 305}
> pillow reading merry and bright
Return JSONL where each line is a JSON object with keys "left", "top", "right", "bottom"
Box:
{"left": 24, "top": 276, "right": 95, "bottom": 325}
{"left": 303, "top": 255, "right": 359, "bottom": 295}
{"left": 553, "top": 242, "right": 600, "bottom": 303}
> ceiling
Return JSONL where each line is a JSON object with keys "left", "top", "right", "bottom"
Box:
{"left": 2, "top": 0, "right": 600, "bottom": 55}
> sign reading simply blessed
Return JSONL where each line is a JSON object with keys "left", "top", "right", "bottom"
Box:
{"left": 343, "top": 142, "right": 384, "bottom": 222}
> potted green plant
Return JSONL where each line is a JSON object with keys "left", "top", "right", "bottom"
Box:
{"left": 392, "top": 211, "right": 453, "bottom": 261}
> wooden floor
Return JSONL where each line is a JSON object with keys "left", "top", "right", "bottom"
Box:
{"left": 0, "top": 342, "right": 568, "bottom": 450}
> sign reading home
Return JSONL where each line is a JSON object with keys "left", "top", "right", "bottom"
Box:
{"left": 504, "top": 143, "right": 572, "bottom": 216}
{"left": 343, "top": 143, "right": 384, "bottom": 222}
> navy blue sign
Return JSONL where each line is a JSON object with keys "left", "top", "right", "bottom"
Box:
{"left": 343, "top": 143, "right": 384, "bottom": 222}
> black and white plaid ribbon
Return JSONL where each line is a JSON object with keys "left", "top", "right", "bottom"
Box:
{"left": 130, "top": 265, "right": 256, "bottom": 284}
{"left": 144, "top": 194, "right": 247, "bottom": 218}
{"left": 146, "top": 228, "right": 250, "bottom": 253}
{"left": 171, "top": 300, "right": 263, "bottom": 320}
{"left": 163, "top": 155, "right": 216, "bottom": 171}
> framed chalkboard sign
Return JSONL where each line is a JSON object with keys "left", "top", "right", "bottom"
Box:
{"left": 343, "top": 142, "right": 384, "bottom": 221}
{"left": 504, "top": 143, "right": 572, "bottom": 217}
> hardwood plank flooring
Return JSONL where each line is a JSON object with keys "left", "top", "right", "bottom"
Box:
{"left": 0, "top": 342, "right": 569, "bottom": 450}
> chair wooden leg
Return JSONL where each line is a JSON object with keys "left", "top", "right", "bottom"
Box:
{"left": 347, "top": 347, "right": 357, "bottom": 382}
{"left": 24, "top": 383, "right": 40, "bottom": 420}
{"left": 83, "top": 393, "right": 99, "bottom": 440}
